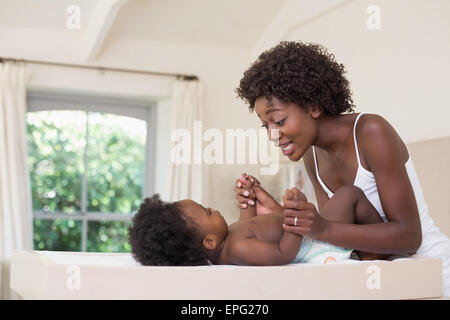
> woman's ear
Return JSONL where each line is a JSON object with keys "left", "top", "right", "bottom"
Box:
{"left": 309, "top": 104, "right": 322, "bottom": 119}
{"left": 202, "top": 234, "right": 218, "bottom": 250}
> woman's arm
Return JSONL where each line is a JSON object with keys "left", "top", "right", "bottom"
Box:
{"left": 284, "top": 116, "right": 422, "bottom": 254}
{"left": 342, "top": 115, "right": 422, "bottom": 252}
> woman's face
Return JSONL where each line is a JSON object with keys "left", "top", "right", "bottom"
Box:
{"left": 254, "top": 96, "right": 318, "bottom": 162}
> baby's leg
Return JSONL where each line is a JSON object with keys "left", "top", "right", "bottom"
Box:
{"left": 320, "top": 185, "right": 382, "bottom": 225}
{"left": 320, "top": 185, "right": 389, "bottom": 260}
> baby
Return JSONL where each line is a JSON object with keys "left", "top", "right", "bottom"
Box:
{"left": 129, "top": 175, "right": 387, "bottom": 266}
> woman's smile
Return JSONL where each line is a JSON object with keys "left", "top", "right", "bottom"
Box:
{"left": 280, "top": 142, "right": 295, "bottom": 156}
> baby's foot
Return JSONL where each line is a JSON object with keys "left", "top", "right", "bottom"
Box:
{"left": 282, "top": 187, "right": 307, "bottom": 204}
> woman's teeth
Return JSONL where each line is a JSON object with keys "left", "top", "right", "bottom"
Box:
{"left": 281, "top": 143, "right": 294, "bottom": 155}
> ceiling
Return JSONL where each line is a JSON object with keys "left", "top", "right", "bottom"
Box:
{"left": 0, "top": 0, "right": 97, "bottom": 30}
{"left": 0, "top": 0, "right": 288, "bottom": 50}
{"left": 110, "top": 0, "right": 287, "bottom": 49}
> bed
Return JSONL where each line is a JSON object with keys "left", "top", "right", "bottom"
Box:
{"left": 10, "top": 250, "right": 443, "bottom": 299}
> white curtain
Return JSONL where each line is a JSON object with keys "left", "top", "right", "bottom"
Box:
{"left": 168, "top": 79, "right": 205, "bottom": 203}
{"left": 0, "top": 62, "right": 33, "bottom": 300}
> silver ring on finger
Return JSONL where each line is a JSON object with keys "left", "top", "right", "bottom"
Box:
{"left": 294, "top": 217, "right": 298, "bottom": 226}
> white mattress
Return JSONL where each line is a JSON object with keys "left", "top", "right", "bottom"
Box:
{"left": 36, "top": 251, "right": 142, "bottom": 267}
{"left": 34, "top": 250, "right": 414, "bottom": 266}
{"left": 10, "top": 250, "right": 443, "bottom": 300}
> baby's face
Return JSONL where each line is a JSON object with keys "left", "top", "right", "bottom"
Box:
{"left": 177, "top": 200, "right": 228, "bottom": 239}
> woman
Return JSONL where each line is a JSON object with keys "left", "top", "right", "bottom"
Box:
{"left": 234, "top": 41, "right": 450, "bottom": 295}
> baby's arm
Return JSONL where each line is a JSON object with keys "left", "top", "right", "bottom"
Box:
{"left": 235, "top": 174, "right": 257, "bottom": 221}
{"left": 228, "top": 188, "right": 304, "bottom": 265}
{"left": 227, "top": 234, "right": 302, "bottom": 265}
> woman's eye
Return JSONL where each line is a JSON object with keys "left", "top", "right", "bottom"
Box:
{"left": 261, "top": 123, "right": 268, "bottom": 129}
{"left": 275, "top": 118, "right": 285, "bottom": 126}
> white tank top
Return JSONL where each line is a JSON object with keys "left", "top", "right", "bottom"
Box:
{"left": 312, "top": 114, "right": 450, "bottom": 297}
{"left": 313, "top": 113, "right": 432, "bottom": 228}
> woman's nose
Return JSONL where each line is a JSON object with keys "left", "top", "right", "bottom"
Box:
{"left": 268, "top": 127, "right": 281, "bottom": 141}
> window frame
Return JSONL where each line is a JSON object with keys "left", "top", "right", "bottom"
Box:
{"left": 27, "top": 90, "right": 157, "bottom": 252}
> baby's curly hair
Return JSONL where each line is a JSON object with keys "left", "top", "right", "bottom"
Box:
{"left": 236, "top": 41, "right": 355, "bottom": 115}
{"left": 128, "top": 194, "right": 210, "bottom": 266}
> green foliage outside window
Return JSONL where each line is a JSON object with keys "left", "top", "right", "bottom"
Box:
{"left": 27, "top": 110, "right": 146, "bottom": 252}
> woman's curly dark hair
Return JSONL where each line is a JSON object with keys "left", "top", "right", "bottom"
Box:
{"left": 128, "top": 194, "right": 210, "bottom": 266}
{"left": 236, "top": 41, "right": 355, "bottom": 115}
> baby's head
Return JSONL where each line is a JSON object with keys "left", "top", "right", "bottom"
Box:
{"left": 129, "top": 194, "right": 228, "bottom": 266}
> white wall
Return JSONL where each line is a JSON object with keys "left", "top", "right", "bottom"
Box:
{"left": 2, "top": 0, "right": 449, "bottom": 224}
{"left": 266, "top": 0, "right": 450, "bottom": 143}
{"left": 6, "top": 34, "right": 259, "bottom": 222}
{"left": 98, "top": 37, "right": 265, "bottom": 221}
{"left": 217, "top": 0, "right": 450, "bottom": 218}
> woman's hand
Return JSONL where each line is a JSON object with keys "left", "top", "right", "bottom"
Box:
{"left": 234, "top": 173, "right": 282, "bottom": 215}
{"left": 282, "top": 197, "right": 328, "bottom": 240}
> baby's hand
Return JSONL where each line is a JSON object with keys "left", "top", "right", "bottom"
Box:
{"left": 234, "top": 173, "right": 258, "bottom": 209}
{"left": 282, "top": 187, "right": 307, "bottom": 205}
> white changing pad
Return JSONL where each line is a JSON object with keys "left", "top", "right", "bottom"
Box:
{"left": 10, "top": 250, "right": 443, "bottom": 300}
{"left": 35, "top": 250, "right": 414, "bottom": 267}
{"left": 36, "top": 251, "right": 142, "bottom": 267}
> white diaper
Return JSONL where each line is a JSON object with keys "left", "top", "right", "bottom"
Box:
{"left": 292, "top": 236, "right": 353, "bottom": 264}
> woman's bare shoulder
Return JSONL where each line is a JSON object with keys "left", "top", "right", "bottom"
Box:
{"left": 356, "top": 113, "right": 409, "bottom": 164}
{"left": 357, "top": 113, "right": 395, "bottom": 134}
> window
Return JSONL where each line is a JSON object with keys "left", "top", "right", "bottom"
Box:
{"left": 26, "top": 91, "right": 155, "bottom": 252}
